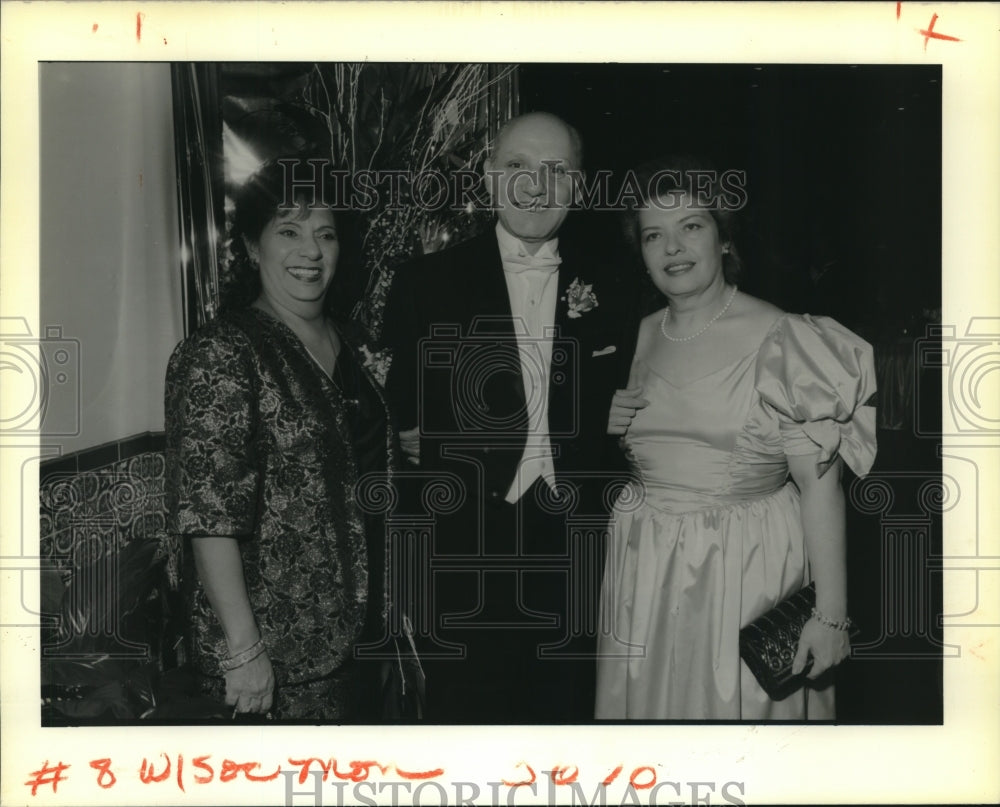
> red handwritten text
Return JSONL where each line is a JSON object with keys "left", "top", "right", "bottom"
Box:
{"left": 550, "top": 766, "right": 580, "bottom": 785}
{"left": 25, "top": 761, "right": 70, "bottom": 796}
{"left": 395, "top": 765, "right": 446, "bottom": 780}
{"left": 502, "top": 761, "right": 537, "bottom": 787}
{"left": 26, "top": 755, "right": 681, "bottom": 796}
{"left": 286, "top": 758, "right": 443, "bottom": 784}
{"left": 135, "top": 753, "right": 281, "bottom": 789}
{"left": 89, "top": 759, "right": 117, "bottom": 790}
{"left": 919, "top": 13, "right": 961, "bottom": 50}
{"left": 630, "top": 766, "right": 658, "bottom": 789}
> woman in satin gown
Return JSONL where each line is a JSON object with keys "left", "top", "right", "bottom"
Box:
{"left": 595, "top": 158, "right": 877, "bottom": 720}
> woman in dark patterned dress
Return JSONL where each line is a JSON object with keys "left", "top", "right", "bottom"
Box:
{"left": 165, "top": 158, "right": 393, "bottom": 721}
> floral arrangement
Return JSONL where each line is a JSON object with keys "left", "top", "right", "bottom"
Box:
{"left": 562, "top": 278, "right": 599, "bottom": 319}
{"left": 304, "top": 64, "right": 515, "bottom": 344}
{"left": 358, "top": 344, "right": 393, "bottom": 388}
{"left": 211, "top": 63, "right": 516, "bottom": 354}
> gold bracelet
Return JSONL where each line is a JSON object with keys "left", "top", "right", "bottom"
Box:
{"left": 219, "top": 638, "right": 265, "bottom": 672}
{"left": 810, "top": 607, "right": 852, "bottom": 632}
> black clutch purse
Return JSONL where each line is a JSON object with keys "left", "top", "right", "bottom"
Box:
{"left": 739, "top": 583, "right": 857, "bottom": 701}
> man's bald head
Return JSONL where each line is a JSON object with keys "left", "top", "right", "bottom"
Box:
{"left": 490, "top": 112, "right": 584, "bottom": 169}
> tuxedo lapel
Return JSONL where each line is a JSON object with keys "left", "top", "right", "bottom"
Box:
{"left": 549, "top": 248, "right": 590, "bottom": 441}
{"left": 554, "top": 264, "right": 576, "bottom": 330}
{"left": 472, "top": 234, "right": 512, "bottom": 318}
{"left": 552, "top": 234, "right": 597, "bottom": 337}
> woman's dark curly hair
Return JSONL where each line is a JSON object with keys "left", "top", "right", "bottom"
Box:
{"left": 621, "top": 155, "right": 744, "bottom": 311}
{"left": 223, "top": 157, "right": 363, "bottom": 325}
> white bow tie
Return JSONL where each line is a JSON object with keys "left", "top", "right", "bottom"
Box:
{"left": 502, "top": 252, "right": 562, "bottom": 273}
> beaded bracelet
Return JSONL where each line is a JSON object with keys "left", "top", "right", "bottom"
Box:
{"left": 810, "top": 607, "right": 853, "bottom": 633}
{"left": 219, "top": 638, "right": 265, "bottom": 672}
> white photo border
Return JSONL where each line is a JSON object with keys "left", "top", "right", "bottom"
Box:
{"left": 2, "top": 3, "right": 998, "bottom": 805}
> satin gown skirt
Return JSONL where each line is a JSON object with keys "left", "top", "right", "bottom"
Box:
{"left": 596, "top": 481, "right": 835, "bottom": 720}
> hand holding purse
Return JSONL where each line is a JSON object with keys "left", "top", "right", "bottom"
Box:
{"left": 739, "top": 583, "right": 859, "bottom": 701}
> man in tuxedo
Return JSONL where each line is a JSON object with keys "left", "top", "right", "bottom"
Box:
{"left": 384, "top": 112, "right": 633, "bottom": 722}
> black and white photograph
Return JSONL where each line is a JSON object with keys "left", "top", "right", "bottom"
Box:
{"left": 2, "top": 3, "right": 998, "bottom": 806}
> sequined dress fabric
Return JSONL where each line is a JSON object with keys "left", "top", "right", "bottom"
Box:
{"left": 166, "top": 307, "right": 392, "bottom": 719}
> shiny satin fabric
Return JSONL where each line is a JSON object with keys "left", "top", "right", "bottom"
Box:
{"left": 595, "top": 314, "right": 876, "bottom": 720}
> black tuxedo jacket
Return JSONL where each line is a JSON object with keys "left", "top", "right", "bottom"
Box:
{"left": 384, "top": 228, "right": 635, "bottom": 511}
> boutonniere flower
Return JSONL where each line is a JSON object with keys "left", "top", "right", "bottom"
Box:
{"left": 562, "top": 277, "right": 599, "bottom": 319}
{"left": 358, "top": 344, "right": 393, "bottom": 388}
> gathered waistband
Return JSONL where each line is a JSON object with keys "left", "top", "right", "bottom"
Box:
{"left": 613, "top": 479, "right": 797, "bottom": 518}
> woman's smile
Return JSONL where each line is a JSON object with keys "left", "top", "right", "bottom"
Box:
{"left": 662, "top": 260, "right": 696, "bottom": 275}
{"left": 286, "top": 265, "right": 325, "bottom": 282}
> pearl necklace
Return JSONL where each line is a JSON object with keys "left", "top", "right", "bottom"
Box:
{"left": 660, "top": 285, "right": 738, "bottom": 342}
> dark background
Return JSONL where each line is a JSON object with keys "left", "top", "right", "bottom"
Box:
{"left": 520, "top": 63, "right": 941, "bottom": 332}
{"left": 521, "top": 63, "right": 944, "bottom": 724}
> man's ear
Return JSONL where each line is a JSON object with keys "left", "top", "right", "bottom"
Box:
{"left": 571, "top": 168, "right": 587, "bottom": 208}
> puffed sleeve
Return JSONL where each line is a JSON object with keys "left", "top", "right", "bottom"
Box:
{"left": 165, "top": 323, "right": 261, "bottom": 538}
{"left": 755, "top": 314, "right": 877, "bottom": 478}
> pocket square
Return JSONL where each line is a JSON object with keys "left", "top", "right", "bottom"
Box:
{"left": 591, "top": 345, "right": 617, "bottom": 358}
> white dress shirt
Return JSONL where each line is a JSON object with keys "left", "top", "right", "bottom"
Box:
{"left": 495, "top": 223, "right": 562, "bottom": 503}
